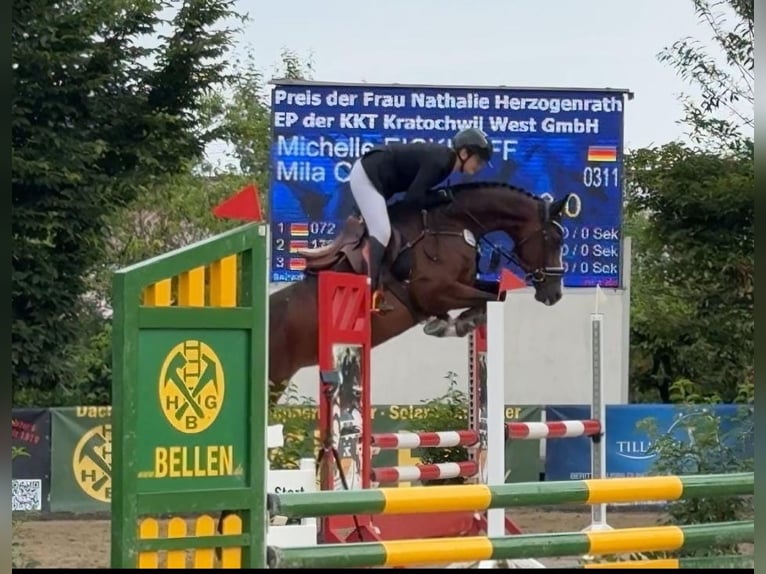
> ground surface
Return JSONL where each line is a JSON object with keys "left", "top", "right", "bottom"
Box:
{"left": 14, "top": 507, "right": 670, "bottom": 568}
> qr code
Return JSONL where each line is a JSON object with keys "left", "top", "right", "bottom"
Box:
{"left": 12, "top": 479, "right": 42, "bottom": 511}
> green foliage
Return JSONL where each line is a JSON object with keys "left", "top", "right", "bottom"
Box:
{"left": 624, "top": 143, "right": 753, "bottom": 403}
{"left": 401, "top": 372, "right": 471, "bottom": 485}
{"left": 625, "top": 0, "right": 754, "bottom": 404}
{"left": 637, "top": 381, "right": 752, "bottom": 558}
{"left": 657, "top": 0, "right": 753, "bottom": 153}
{"left": 584, "top": 381, "right": 753, "bottom": 566}
{"left": 12, "top": 0, "right": 315, "bottom": 406}
{"left": 267, "top": 382, "right": 319, "bottom": 470}
{"left": 12, "top": 0, "right": 243, "bottom": 406}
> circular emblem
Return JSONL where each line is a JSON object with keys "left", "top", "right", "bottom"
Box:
{"left": 158, "top": 340, "right": 225, "bottom": 434}
{"left": 72, "top": 424, "right": 112, "bottom": 502}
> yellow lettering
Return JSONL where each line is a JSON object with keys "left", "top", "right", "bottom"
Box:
{"left": 155, "top": 448, "right": 168, "bottom": 477}
{"left": 389, "top": 405, "right": 400, "bottom": 420}
{"left": 169, "top": 446, "right": 183, "bottom": 478}
{"left": 207, "top": 446, "right": 218, "bottom": 474}
{"left": 193, "top": 446, "right": 204, "bottom": 477}
{"left": 185, "top": 415, "right": 199, "bottom": 431}
{"left": 219, "top": 446, "right": 233, "bottom": 475}
{"left": 203, "top": 395, "right": 217, "bottom": 409}
{"left": 505, "top": 407, "right": 522, "bottom": 419}
{"left": 370, "top": 407, "right": 378, "bottom": 419}
{"left": 151, "top": 445, "right": 234, "bottom": 478}
{"left": 76, "top": 406, "right": 112, "bottom": 418}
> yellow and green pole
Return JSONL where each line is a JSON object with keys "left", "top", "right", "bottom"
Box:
{"left": 267, "top": 521, "right": 754, "bottom": 568}
{"left": 268, "top": 472, "right": 753, "bottom": 519}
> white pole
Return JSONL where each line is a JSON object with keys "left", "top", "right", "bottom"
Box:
{"left": 485, "top": 300, "right": 506, "bottom": 536}
{"left": 589, "top": 313, "right": 609, "bottom": 530}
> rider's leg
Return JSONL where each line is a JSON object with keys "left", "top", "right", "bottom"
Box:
{"left": 349, "top": 160, "right": 394, "bottom": 312}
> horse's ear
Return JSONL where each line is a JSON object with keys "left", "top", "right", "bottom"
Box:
{"left": 550, "top": 194, "right": 571, "bottom": 218}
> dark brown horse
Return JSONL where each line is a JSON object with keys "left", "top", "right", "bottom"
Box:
{"left": 268, "top": 181, "right": 570, "bottom": 396}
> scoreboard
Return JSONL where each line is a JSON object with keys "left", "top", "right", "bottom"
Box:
{"left": 269, "top": 80, "right": 630, "bottom": 287}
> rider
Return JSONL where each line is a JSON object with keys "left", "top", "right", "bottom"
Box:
{"left": 349, "top": 127, "right": 493, "bottom": 313}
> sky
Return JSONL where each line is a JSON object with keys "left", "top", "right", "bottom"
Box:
{"left": 228, "top": 0, "right": 725, "bottom": 154}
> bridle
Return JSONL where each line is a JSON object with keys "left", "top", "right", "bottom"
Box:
{"left": 394, "top": 188, "right": 566, "bottom": 285}
{"left": 447, "top": 194, "right": 566, "bottom": 284}
{"left": 505, "top": 200, "right": 566, "bottom": 283}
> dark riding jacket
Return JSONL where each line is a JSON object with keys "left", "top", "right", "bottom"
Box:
{"left": 360, "top": 143, "right": 456, "bottom": 203}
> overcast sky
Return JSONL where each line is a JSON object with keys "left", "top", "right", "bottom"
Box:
{"left": 232, "top": 0, "right": 731, "bottom": 151}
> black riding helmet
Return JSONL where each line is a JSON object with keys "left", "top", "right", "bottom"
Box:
{"left": 453, "top": 128, "right": 493, "bottom": 163}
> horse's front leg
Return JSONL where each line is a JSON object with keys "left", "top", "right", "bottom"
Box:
{"left": 421, "top": 283, "right": 497, "bottom": 337}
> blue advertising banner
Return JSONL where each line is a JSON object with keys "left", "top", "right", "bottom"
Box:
{"left": 269, "top": 80, "right": 629, "bottom": 287}
{"left": 545, "top": 404, "right": 754, "bottom": 480}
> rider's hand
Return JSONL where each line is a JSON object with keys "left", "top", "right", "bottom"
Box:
{"left": 436, "top": 188, "right": 453, "bottom": 201}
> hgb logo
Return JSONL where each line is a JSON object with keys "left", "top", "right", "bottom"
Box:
{"left": 158, "top": 340, "right": 225, "bottom": 434}
{"left": 72, "top": 424, "right": 112, "bottom": 502}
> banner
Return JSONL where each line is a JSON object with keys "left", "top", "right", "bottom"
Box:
{"left": 545, "top": 404, "right": 755, "bottom": 480}
{"left": 50, "top": 407, "right": 112, "bottom": 512}
{"left": 12, "top": 408, "right": 51, "bottom": 512}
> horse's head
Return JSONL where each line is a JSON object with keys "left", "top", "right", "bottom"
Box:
{"left": 511, "top": 194, "right": 569, "bottom": 306}
{"left": 446, "top": 183, "right": 570, "bottom": 306}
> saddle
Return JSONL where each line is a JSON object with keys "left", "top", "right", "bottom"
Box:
{"left": 297, "top": 215, "right": 411, "bottom": 280}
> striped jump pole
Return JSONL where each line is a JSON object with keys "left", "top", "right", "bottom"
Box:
{"left": 267, "top": 520, "right": 754, "bottom": 568}
{"left": 268, "top": 472, "right": 754, "bottom": 518}
{"left": 371, "top": 430, "right": 480, "bottom": 449}
{"left": 506, "top": 419, "right": 601, "bottom": 439}
{"left": 371, "top": 461, "right": 479, "bottom": 484}
{"left": 370, "top": 422, "right": 601, "bottom": 448}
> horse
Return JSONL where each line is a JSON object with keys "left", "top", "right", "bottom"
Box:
{"left": 268, "top": 180, "right": 570, "bottom": 399}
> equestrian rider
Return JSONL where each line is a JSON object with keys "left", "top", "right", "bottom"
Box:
{"left": 348, "top": 127, "right": 494, "bottom": 313}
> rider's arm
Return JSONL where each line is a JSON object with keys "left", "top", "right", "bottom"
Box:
{"left": 404, "top": 149, "right": 455, "bottom": 203}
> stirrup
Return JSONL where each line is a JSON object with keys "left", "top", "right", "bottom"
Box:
{"left": 371, "top": 290, "right": 394, "bottom": 314}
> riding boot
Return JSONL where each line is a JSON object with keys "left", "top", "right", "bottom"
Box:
{"left": 368, "top": 237, "right": 395, "bottom": 314}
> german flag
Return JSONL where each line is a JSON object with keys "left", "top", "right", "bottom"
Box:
{"left": 289, "top": 240, "right": 309, "bottom": 253}
{"left": 587, "top": 145, "right": 618, "bottom": 162}
{"left": 290, "top": 222, "right": 310, "bottom": 237}
{"left": 289, "top": 258, "right": 307, "bottom": 271}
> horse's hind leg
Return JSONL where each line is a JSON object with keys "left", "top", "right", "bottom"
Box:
{"left": 423, "top": 305, "right": 486, "bottom": 338}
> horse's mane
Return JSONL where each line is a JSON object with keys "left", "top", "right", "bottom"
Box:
{"left": 434, "top": 179, "right": 541, "bottom": 202}
{"left": 388, "top": 180, "right": 540, "bottom": 221}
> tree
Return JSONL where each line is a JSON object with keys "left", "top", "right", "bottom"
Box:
{"left": 625, "top": 144, "right": 753, "bottom": 402}
{"left": 12, "top": 0, "right": 243, "bottom": 405}
{"left": 44, "top": 47, "right": 316, "bottom": 406}
{"left": 624, "top": 0, "right": 753, "bottom": 403}
{"left": 657, "top": 0, "right": 753, "bottom": 153}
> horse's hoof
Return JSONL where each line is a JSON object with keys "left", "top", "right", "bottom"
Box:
{"left": 423, "top": 318, "right": 448, "bottom": 337}
{"left": 423, "top": 318, "right": 456, "bottom": 337}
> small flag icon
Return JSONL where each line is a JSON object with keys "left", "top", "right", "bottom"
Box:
{"left": 212, "top": 184, "right": 264, "bottom": 222}
{"left": 587, "top": 145, "right": 617, "bottom": 162}
{"left": 290, "top": 222, "right": 309, "bottom": 237}
{"left": 289, "top": 240, "right": 309, "bottom": 253}
{"left": 498, "top": 269, "right": 527, "bottom": 297}
{"left": 289, "top": 258, "right": 307, "bottom": 271}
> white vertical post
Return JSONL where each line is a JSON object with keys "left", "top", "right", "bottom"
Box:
{"left": 485, "top": 300, "right": 506, "bottom": 537}
{"left": 589, "top": 313, "right": 609, "bottom": 529}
